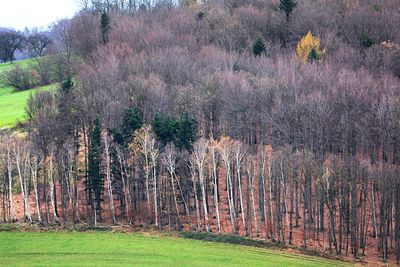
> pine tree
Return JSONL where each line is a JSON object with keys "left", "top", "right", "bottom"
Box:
{"left": 175, "top": 112, "right": 198, "bottom": 151}
{"left": 100, "top": 12, "right": 110, "bottom": 44}
{"left": 87, "top": 116, "right": 104, "bottom": 222}
{"left": 122, "top": 107, "right": 143, "bottom": 141}
{"left": 233, "top": 62, "right": 240, "bottom": 72}
{"left": 279, "top": 0, "right": 297, "bottom": 22}
{"left": 307, "top": 48, "right": 319, "bottom": 63}
{"left": 253, "top": 37, "right": 266, "bottom": 56}
{"left": 152, "top": 114, "right": 177, "bottom": 145}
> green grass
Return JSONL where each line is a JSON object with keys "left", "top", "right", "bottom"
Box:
{"left": 0, "top": 231, "right": 349, "bottom": 267}
{"left": 0, "top": 58, "right": 34, "bottom": 72}
{"left": 0, "top": 84, "right": 56, "bottom": 129}
{"left": 0, "top": 59, "right": 56, "bottom": 129}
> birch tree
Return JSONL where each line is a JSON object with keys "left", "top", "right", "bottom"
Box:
{"left": 193, "top": 138, "right": 210, "bottom": 232}
{"left": 13, "top": 140, "right": 32, "bottom": 223}
{"left": 234, "top": 141, "right": 246, "bottom": 228}
{"left": 149, "top": 137, "right": 159, "bottom": 228}
{"left": 209, "top": 139, "right": 221, "bottom": 233}
{"left": 104, "top": 134, "right": 116, "bottom": 223}
{"left": 217, "top": 136, "right": 236, "bottom": 233}
{"left": 163, "top": 143, "right": 180, "bottom": 227}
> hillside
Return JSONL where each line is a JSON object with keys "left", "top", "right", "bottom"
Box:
{"left": 1, "top": 0, "right": 400, "bottom": 265}
{"left": 0, "top": 59, "right": 56, "bottom": 128}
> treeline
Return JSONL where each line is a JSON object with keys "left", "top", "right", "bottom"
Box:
{"left": 1, "top": 0, "right": 400, "bottom": 263}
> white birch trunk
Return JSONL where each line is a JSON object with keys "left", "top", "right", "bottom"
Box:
{"left": 211, "top": 145, "right": 221, "bottom": 233}
{"left": 104, "top": 135, "right": 116, "bottom": 223}
{"left": 7, "top": 144, "right": 17, "bottom": 222}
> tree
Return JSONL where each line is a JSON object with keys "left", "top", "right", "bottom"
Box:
{"left": 152, "top": 112, "right": 197, "bottom": 150}
{"left": 0, "top": 65, "right": 36, "bottom": 91}
{"left": 152, "top": 114, "right": 177, "bottom": 146}
{"left": 279, "top": 0, "right": 297, "bottom": 22}
{"left": 122, "top": 107, "right": 143, "bottom": 141}
{"left": 175, "top": 112, "right": 197, "bottom": 151}
{"left": 307, "top": 47, "right": 319, "bottom": 63}
{"left": 130, "top": 125, "right": 154, "bottom": 214}
{"left": 87, "top": 116, "right": 104, "bottom": 225}
{"left": 296, "top": 31, "right": 325, "bottom": 63}
{"left": 26, "top": 33, "right": 51, "bottom": 58}
{"left": 252, "top": 37, "right": 266, "bottom": 56}
{"left": 193, "top": 138, "right": 210, "bottom": 232}
{"left": 100, "top": 12, "right": 110, "bottom": 44}
{"left": 0, "top": 30, "right": 24, "bottom": 63}
{"left": 104, "top": 134, "right": 116, "bottom": 223}
{"left": 163, "top": 143, "right": 181, "bottom": 227}
{"left": 217, "top": 136, "right": 237, "bottom": 233}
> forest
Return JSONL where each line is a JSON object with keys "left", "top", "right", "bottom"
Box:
{"left": 1, "top": 0, "right": 400, "bottom": 264}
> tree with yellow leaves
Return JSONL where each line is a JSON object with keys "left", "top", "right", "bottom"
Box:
{"left": 296, "top": 31, "right": 326, "bottom": 63}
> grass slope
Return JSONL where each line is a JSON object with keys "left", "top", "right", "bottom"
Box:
{"left": 0, "top": 84, "right": 55, "bottom": 129}
{"left": 0, "top": 232, "right": 348, "bottom": 267}
{"left": 0, "top": 59, "right": 55, "bottom": 129}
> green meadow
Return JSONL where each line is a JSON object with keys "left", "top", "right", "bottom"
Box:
{"left": 0, "top": 231, "right": 349, "bottom": 267}
{"left": 0, "top": 59, "right": 55, "bottom": 129}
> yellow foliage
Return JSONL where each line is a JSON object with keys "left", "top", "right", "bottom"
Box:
{"left": 296, "top": 31, "right": 326, "bottom": 63}
{"left": 184, "top": 0, "right": 198, "bottom": 9}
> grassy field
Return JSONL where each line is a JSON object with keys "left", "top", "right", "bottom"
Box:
{"left": 0, "top": 59, "right": 56, "bottom": 129}
{"left": 0, "top": 231, "right": 348, "bottom": 267}
{"left": 0, "top": 84, "right": 55, "bottom": 128}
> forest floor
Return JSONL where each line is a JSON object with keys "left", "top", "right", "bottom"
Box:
{"left": 0, "top": 228, "right": 350, "bottom": 267}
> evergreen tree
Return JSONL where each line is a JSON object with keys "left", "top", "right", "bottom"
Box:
{"left": 87, "top": 116, "right": 104, "bottom": 220}
{"left": 61, "top": 78, "right": 74, "bottom": 93}
{"left": 151, "top": 112, "right": 198, "bottom": 150}
{"left": 122, "top": 107, "right": 143, "bottom": 142}
{"left": 233, "top": 62, "right": 240, "bottom": 72}
{"left": 174, "top": 112, "right": 197, "bottom": 151}
{"left": 279, "top": 0, "right": 297, "bottom": 22}
{"left": 152, "top": 114, "right": 177, "bottom": 145}
{"left": 100, "top": 12, "right": 110, "bottom": 44}
{"left": 252, "top": 37, "right": 266, "bottom": 56}
{"left": 55, "top": 78, "right": 76, "bottom": 147}
{"left": 307, "top": 48, "right": 319, "bottom": 63}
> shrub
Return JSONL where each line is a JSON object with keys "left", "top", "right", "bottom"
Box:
{"left": 0, "top": 65, "right": 37, "bottom": 91}
{"left": 181, "top": 231, "right": 285, "bottom": 249}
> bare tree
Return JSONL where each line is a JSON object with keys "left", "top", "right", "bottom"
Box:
{"left": 163, "top": 143, "right": 180, "bottom": 227}
{"left": 26, "top": 33, "right": 51, "bottom": 58}
{"left": 0, "top": 30, "right": 24, "bottom": 62}
{"left": 104, "top": 134, "right": 116, "bottom": 223}
{"left": 193, "top": 138, "right": 210, "bottom": 232}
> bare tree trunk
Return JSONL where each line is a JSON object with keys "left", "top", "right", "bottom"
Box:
{"left": 190, "top": 161, "right": 201, "bottom": 230}
{"left": 116, "top": 147, "right": 130, "bottom": 223}
{"left": 226, "top": 160, "right": 236, "bottom": 233}
{"left": 235, "top": 142, "right": 246, "bottom": 228}
{"left": 30, "top": 156, "right": 42, "bottom": 224}
{"left": 164, "top": 144, "right": 180, "bottom": 228}
{"left": 48, "top": 151, "right": 58, "bottom": 224}
{"left": 6, "top": 144, "right": 16, "bottom": 222}
{"left": 14, "top": 144, "right": 32, "bottom": 223}
{"left": 194, "top": 139, "right": 210, "bottom": 232}
{"left": 104, "top": 135, "right": 116, "bottom": 223}
{"left": 371, "top": 178, "right": 378, "bottom": 239}
{"left": 247, "top": 156, "right": 258, "bottom": 237}
{"left": 149, "top": 141, "right": 159, "bottom": 228}
{"left": 210, "top": 145, "right": 221, "bottom": 233}
{"left": 280, "top": 159, "right": 288, "bottom": 244}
